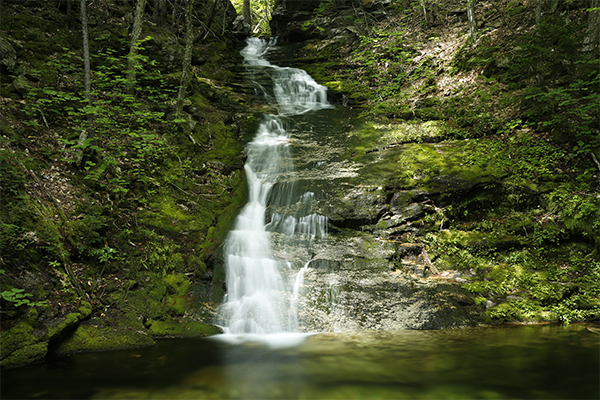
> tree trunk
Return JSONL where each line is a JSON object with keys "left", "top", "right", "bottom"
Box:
{"left": 81, "top": 0, "right": 91, "bottom": 107}
{"left": 584, "top": 0, "right": 600, "bottom": 51}
{"left": 176, "top": 0, "right": 194, "bottom": 116}
{"left": 466, "top": 0, "right": 477, "bottom": 41}
{"left": 127, "top": 0, "right": 147, "bottom": 91}
{"left": 535, "top": 0, "right": 542, "bottom": 26}
{"left": 152, "top": 0, "right": 167, "bottom": 26}
{"left": 77, "top": 0, "right": 95, "bottom": 168}
{"left": 420, "top": 0, "right": 429, "bottom": 27}
{"left": 243, "top": 0, "right": 252, "bottom": 33}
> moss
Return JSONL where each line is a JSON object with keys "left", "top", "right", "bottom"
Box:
{"left": 188, "top": 255, "right": 207, "bottom": 275}
{"left": 163, "top": 273, "right": 191, "bottom": 297}
{"left": 78, "top": 300, "right": 93, "bottom": 317}
{"left": 171, "top": 252, "right": 186, "bottom": 271}
{"left": 0, "top": 321, "right": 38, "bottom": 361}
{"left": 165, "top": 295, "right": 187, "bottom": 316}
{"left": 436, "top": 230, "right": 524, "bottom": 250}
{"left": 46, "top": 313, "right": 82, "bottom": 340}
{"left": 147, "top": 280, "right": 168, "bottom": 302}
{"left": 146, "top": 319, "right": 222, "bottom": 338}
{"left": 55, "top": 322, "right": 155, "bottom": 354}
{"left": 1, "top": 341, "right": 48, "bottom": 368}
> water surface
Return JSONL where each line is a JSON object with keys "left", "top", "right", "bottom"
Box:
{"left": 2, "top": 324, "right": 598, "bottom": 399}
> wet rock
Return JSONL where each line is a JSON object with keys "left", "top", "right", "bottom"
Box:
{"left": 328, "top": 188, "right": 388, "bottom": 229}
{"left": 146, "top": 319, "right": 222, "bottom": 338}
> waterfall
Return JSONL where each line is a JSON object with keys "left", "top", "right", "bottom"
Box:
{"left": 215, "top": 38, "right": 332, "bottom": 338}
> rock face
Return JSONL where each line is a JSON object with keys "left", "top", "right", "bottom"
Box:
{"left": 251, "top": 85, "right": 491, "bottom": 331}
{"left": 0, "top": 36, "right": 16, "bottom": 72}
{"left": 270, "top": 0, "right": 390, "bottom": 43}
{"left": 290, "top": 142, "right": 493, "bottom": 331}
{"left": 296, "top": 235, "right": 482, "bottom": 332}
{"left": 270, "top": 0, "right": 323, "bottom": 42}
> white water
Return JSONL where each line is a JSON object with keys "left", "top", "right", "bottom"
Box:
{"left": 215, "top": 38, "right": 332, "bottom": 342}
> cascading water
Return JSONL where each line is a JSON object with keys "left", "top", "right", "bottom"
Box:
{"left": 215, "top": 38, "right": 333, "bottom": 338}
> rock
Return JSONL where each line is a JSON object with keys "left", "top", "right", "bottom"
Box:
{"left": 0, "top": 302, "right": 92, "bottom": 368}
{"left": 0, "top": 36, "right": 16, "bottom": 72}
{"left": 55, "top": 321, "right": 156, "bottom": 354}
{"left": 146, "top": 319, "right": 222, "bottom": 338}
{"left": 329, "top": 188, "right": 388, "bottom": 229}
{"left": 12, "top": 75, "right": 33, "bottom": 97}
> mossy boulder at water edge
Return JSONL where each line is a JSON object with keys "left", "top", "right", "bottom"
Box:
{"left": 1, "top": 302, "right": 92, "bottom": 368}
{"left": 54, "top": 273, "right": 223, "bottom": 353}
{"left": 54, "top": 316, "right": 156, "bottom": 354}
{"left": 146, "top": 319, "right": 222, "bottom": 338}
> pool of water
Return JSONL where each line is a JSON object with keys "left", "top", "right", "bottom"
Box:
{"left": 2, "top": 324, "right": 598, "bottom": 399}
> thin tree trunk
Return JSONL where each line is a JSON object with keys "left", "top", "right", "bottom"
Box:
{"left": 584, "top": 0, "right": 600, "bottom": 51}
{"left": 153, "top": 0, "right": 167, "bottom": 26}
{"left": 127, "top": 0, "right": 147, "bottom": 91}
{"left": 76, "top": 0, "right": 95, "bottom": 167}
{"left": 535, "top": 0, "right": 542, "bottom": 26}
{"left": 243, "top": 0, "right": 252, "bottom": 33}
{"left": 466, "top": 0, "right": 477, "bottom": 41}
{"left": 419, "top": 0, "right": 429, "bottom": 27}
{"left": 176, "top": 0, "right": 194, "bottom": 116}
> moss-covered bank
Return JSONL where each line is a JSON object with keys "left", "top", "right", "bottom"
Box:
{"left": 0, "top": 0, "right": 250, "bottom": 368}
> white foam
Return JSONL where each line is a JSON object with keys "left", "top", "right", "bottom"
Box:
{"left": 210, "top": 332, "right": 313, "bottom": 349}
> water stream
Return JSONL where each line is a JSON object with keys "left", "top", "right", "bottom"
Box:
{"left": 215, "top": 38, "right": 332, "bottom": 339}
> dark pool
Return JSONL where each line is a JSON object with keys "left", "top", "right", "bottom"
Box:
{"left": 2, "top": 324, "right": 598, "bottom": 399}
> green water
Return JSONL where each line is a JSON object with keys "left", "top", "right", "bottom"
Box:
{"left": 2, "top": 324, "right": 598, "bottom": 399}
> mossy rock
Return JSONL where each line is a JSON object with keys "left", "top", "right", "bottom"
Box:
{"left": 146, "top": 319, "right": 222, "bottom": 338}
{"left": 0, "top": 321, "right": 39, "bottom": 363}
{"left": 46, "top": 301, "right": 93, "bottom": 340}
{"left": 437, "top": 230, "right": 525, "bottom": 250}
{"left": 55, "top": 322, "right": 156, "bottom": 354}
{"left": 163, "top": 273, "right": 191, "bottom": 297}
{"left": 0, "top": 341, "right": 48, "bottom": 368}
{"left": 165, "top": 295, "right": 187, "bottom": 316}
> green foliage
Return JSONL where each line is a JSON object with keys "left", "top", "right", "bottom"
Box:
{"left": 22, "top": 37, "right": 180, "bottom": 200}
{"left": 463, "top": 132, "right": 566, "bottom": 182}
{"left": 1, "top": 288, "right": 48, "bottom": 308}
{"left": 91, "top": 246, "right": 118, "bottom": 264}
{"left": 545, "top": 186, "right": 600, "bottom": 246}
{"left": 231, "top": 0, "right": 275, "bottom": 35}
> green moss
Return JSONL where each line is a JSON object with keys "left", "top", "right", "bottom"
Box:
{"left": 146, "top": 319, "right": 222, "bottom": 338}
{"left": 1, "top": 341, "right": 48, "bottom": 368}
{"left": 0, "top": 321, "right": 38, "bottom": 361}
{"left": 78, "top": 301, "right": 93, "bottom": 317}
{"left": 163, "top": 273, "right": 191, "bottom": 297}
{"left": 165, "top": 295, "right": 187, "bottom": 316}
{"left": 56, "top": 323, "right": 155, "bottom": 354}
{"left": 147, "top": 280, "right": 168, "bottom": 302}
{"left": 47, "top": 313, "right": 82, "bottom": 340}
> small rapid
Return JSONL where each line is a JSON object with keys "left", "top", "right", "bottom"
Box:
{"left": 214, "top": 38, "right": 333, "bottom": 340}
